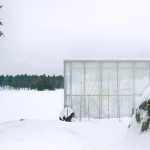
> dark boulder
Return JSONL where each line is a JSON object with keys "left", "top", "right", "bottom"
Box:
{"left": 59, "top": 107, "right": 75, "bottom": 122}
{"left": 135, "top": 99, "right": 150, "bottom": 132}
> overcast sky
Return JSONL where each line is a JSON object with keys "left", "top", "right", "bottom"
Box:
{"left": 0, "top": 0, "right": 150, "bottom": 75}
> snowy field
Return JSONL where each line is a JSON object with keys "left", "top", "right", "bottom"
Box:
{"left": 0, "top": 90, "right": 149, "bottom": 150}
{"left": 0, "top": 90, "right": 64, "bottom": 123}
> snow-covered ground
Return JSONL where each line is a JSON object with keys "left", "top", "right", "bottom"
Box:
{"left": 0, "top": 117, "right": 130, "bottom": 150}
{"left": 0, "top": 90, "right": 149, "bottom": 150}
{"left": 0, "top": 90, "right": 63, "bottom": 123}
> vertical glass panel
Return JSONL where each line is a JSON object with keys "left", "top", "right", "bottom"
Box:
{"left": 119, "top": 62, "right": 133, "bottom": 67}
{"left": 102, "top": 96, "right": 108, "bottom": 118}
{"left": 88, "top": 96, "right": 99, "bottom": 119}
{"left": 102, "top": 66, "right": 117, "bottom": 95}
{"left": 102, "top": 62, "right": 117, "bottom": 67}
{"left": 135, "top": 67, "right": 149, "bottom": 94}
{"left": 120, "top": 96, "right": 133, "bottom": 117}
{"left": 65, "top": 62, "right": 71, "bottom": 95}
{"left": 81, "top": 96, "right": 88, "bottom": 118}
{"left": 66, "top": 96, "right": 72, "bottom": 108}
{"left": 135, "top": 62, "right": 149, "bottom": 67}
{"left": 109, "top": 96, "right": 117, "bottom": 118}
{"left": 72, "top": 62, "right": 84, "bottom": 95}
{"left": 135, "top": 96, "right": 142, "bottom": 108}
{"left": 72, "top": 96, "right": 81, "bottom": 118}
{"left": 118, "top": 67, "right": 133, "bottom": 95}
{"left": 85, "top": 62, "right": 101, "bottom": 95}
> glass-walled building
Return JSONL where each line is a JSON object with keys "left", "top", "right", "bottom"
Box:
{"left": 64, "top": 60, "right": 150, "bottom": 119}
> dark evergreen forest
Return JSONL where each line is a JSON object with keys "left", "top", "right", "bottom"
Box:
{"left": 0, "top": 74, "right": 64, "bottom": 91}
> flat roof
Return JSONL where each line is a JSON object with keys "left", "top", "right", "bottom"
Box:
{"left": 64, "top": 58, "right": 150, "bottom": 62}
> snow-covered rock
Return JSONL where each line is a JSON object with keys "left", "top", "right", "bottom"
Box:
{"left": 136, "top": 100, "right": 150, "bottom": 132}
{"left": 122, "top": 87, "right": 150, "bottom": 150}
{"left": 59, "top": 107, "right": 75, "bottom": 122}
{"left": 129, "top": 87, "right": 150, "bottom": 132}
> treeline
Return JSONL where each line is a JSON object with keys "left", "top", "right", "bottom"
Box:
{"left": 0, "top": 74, "right": 64, "bottom": 91}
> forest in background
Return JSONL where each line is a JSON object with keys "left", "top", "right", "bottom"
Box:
{"left": 0, "top": 74, "right": 64, "bottom": 91}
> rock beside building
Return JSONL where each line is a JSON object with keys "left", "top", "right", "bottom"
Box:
{"left": 135, "top": 100, "right": 150, "bottom": 132}
{"left": 129, "top": 87, "right": 150, "bottom": 133}
{"left": 59, "top": 107, "right": 75, "bottom": 122}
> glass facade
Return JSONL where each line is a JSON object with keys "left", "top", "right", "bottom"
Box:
{"left": 64, "top": 60, "right": 150, "bottom": 120}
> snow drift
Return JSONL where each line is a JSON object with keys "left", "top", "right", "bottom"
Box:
{"left": 0, "top": 118, "right": 130, "bottom": 150}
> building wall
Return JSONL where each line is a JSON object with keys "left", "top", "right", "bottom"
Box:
{"left": 64, "top": 60, "right": 150, "bottom": 119}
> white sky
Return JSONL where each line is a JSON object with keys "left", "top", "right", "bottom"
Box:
{"left": 0, "top": 0, "right": 150, "bottom": 75}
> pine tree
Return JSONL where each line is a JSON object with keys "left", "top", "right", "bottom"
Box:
{"left": 0, "top": 74, "right": 64, "bottom": 90}
{"left": 37, "top": 80, "right": 45, "bottom": 91}
{"left": 0, "top": 5, "right": 3, "bottom": 37}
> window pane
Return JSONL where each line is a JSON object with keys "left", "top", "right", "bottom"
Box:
{"left": 135, "top": 62, "right": 149, "bottom": 67}
{"left": 72, "top": 96, "right": 81, "bottom": 118}
{"left": 65, "top": 62, "right": 71, "bottom": 95}
{"left": 102, "top": 96, "right": 108, "bottom": 118}
{"left": 135, "top": 96, "right": 142, "bottom": 108}
{"left": 72, "top": 62, "right": 84, "bottom": 95}
{"left": 66, "top": 96, "right": 72, "bottom": 108}
{"left": 119, "top": 68, "right": 133, "bottom": 95}
{"left": 102, "top": 67, "right": 117, "bottom": 95}
{"left": 102, "top": 62, "right": 117, "bottom": 67}
{"left": 135, "top": 68, "right": 149, "bottom": 94}
{"left": 85, "top": 62, "right": 101, "bottom": 95}
{"left": 109, "top": 96, "right": 117, "bottom": 118}
{"left": 88, "top": 96, "right": 99, "bottom": 119}
{"left": 119, "top": 62, "right": 133, "bottom": 67}
{"left": 120, "top": 96, "right": 133, "bottom": 117}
